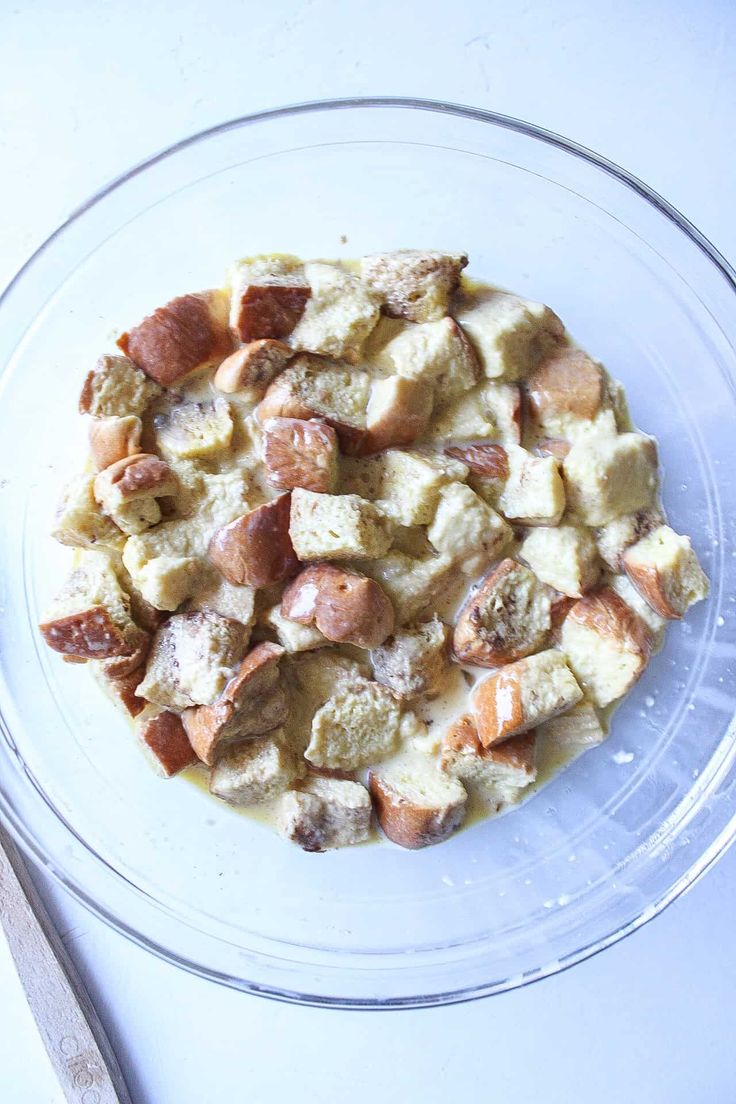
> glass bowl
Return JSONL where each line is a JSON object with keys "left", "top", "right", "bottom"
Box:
{"left": 1, "top": 98, "right": 735, "bottom": 1009}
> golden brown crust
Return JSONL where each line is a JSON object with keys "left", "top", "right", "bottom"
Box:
{"left": 78, "top": 370, "right": 96, "bottom": 414}
{"left": 213, "top": 340, "right": 293, "bottom": 393}
{"left": 88, "top": 416, "right": 142, "bottom": 471}
{"left": 94, "top": 453, "right": 174, "bottom": 499}
{"left": 622, "top": 558, "right": 676, "bottom": 619}
{"left": 453, "top": 559, "right": 551, "bottom": 666}
{"left": 472, "top": 669, "right": 524, "bottom": 747}
{"left": 368, "top": 772, "right": 466, "bottom": 849}
{"left": 440, "top": 713, "right": 536, "bottom": 771}
{"left": 527, "top": 346, "right": 604, "bottom": 422}
{"left": 360, "top": 376, "right": 433, "bottom": 455}
{"left": 137, "top": 712, "right": 197, "bottom": 777}
{"left": 262, "top": 417, "right": 338, "bottom": 493}
{"left": 566, "top": 587, "right": 653, "bottom": 658}
{"left": 281, "top": 564, "right": 395, "bottom": 649}
{"left": 549, "top": 592, "right": 575, "bottom": 636}
{"left": 39, "top": 607, "right": 134, "bottom": 660}
{"left": 118, "top": 291, "right": 233, "bottom": 386}
{"left": 445, "top": 443, "right": 509, "bottom": 480}
{"left": 104, "top": 665, "right": 148, "bottom": 717}
{"left": 255, "top": 357, "right": 368, "bottom": 455}
{"left": 208, "top": 494, "right": 299, "bottom": 588}
{"left": 182, "top": 642, "right": 286, "bottom": 765}
{"left": 233, "top": 285, "right": 311, "bottom": 343}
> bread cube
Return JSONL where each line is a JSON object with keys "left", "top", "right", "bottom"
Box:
{"left": 305, "top": 679, "right": 402, "bottom": 770}
{"left": 208, "top": 494, "right": 298, "bottom": 588}
{"left": 559, "top": 588, "right": 652, "bottom": 707}
{"left": 445, "top": 443, "right": 510, "bottom": 511}
{"left": 609, "top": 573, "right": 667, "bottom": 637}
{"left": 79, "top": 354, "right": 161, "bottom": 418}
{"left": 182, "top": 642, "right": 287, "bottom": 765}
{"left": 93, "top": 453, "right": 177, "bottom": 536}
{"left": 118, "top": 289, "right": 233, "bottom": 386}
{"left": 214, "top": 339, "right": 293, "bottom": 395}
{"left": 520, "top": 524, "right": 600, "bottom": 598}
{"left": 88, "top": 415, "right": 143, "bottom": 471}
{"left": 370, "top": 616, "right": 450, "bottom": 699}
{"left": 596, "top": 507, "right": 665, "bottom": 571}
{"left": 358, "top": 550, "right": 454, "bottom": 625}
{"left": 281, "top": 564, "right": 395, "bottom": 649}
{"left": 189, "top": 576, "right": 256, "bottom": 628}
{"left": 265, "top": 603, "right": 327, "bottom": 653}
{"left": 229, "top": 255, "right": 310, "bottom": 342}
{"left": 440, "top": 714, "right": 537, "bottom": 805}
{"left": 453, "top": 558, "right": 553, "bottom": 666}
{"left": 262, "top": 416, "right": 338, "bottom": 493}
{"left": 340, "top": 449, "right": 468, "bottom": 526}
{"left": 534, "top": 437, "right": 571, "bottom": 462}
{"left": 137, "top": 711, "right": 197, "bottom": 778}
{"left": 427, "top": 482, "right": 511, "bottom": 576}
{"left": 209, "top": 731, "right": 303, "bottom": 805}
{"left": 288, "top": 262, "right": 381, "bottom": 362}
{"left": 51, "top": 473, "right": 125, "bottom": 552}
{"left": 39, "top": 552, "right": 146, "bottom": 661}
{"left": 536, "top": 701, "right": 606, "bottom": 755}
{"left": 98, "top": 656, "right": 148, "bottom": 718}
{"left": 472, "top": 649, "right": 583, "bottom": 746}
{"left": 455, "top": 290, "right": 564, "bottom": 381}
{"left": 498, "top": 445, "right": 566, "bottom": 525}
{"left": 154, "top": 399, "right": 233, "bottom": 460}
{"left": 369, "top": 755, "right": 467, "bottom": 849}
{"left": 429, "top": 379, "right": 522, "bottom": 445}
{"left": 623, "top": 525, "right": 708, "bottom": 620}
{"left": 527, "top": 345, "right": 605, "bottom": 437}
{"left": 277, "top": 777, "right": 372, "bottom": 851}
{"left": 360, "top": 249, "right": 468, "bottom": 322}
{"left": 136, "top": 610, "right": 248, "bottom": 711}
{"left": 563, "top": 431, "right": 658, "bottom": 525}
{"left": 379, "top": 316, "right": 479, "bottom": 399}
{"left": 289, "top": 489, "right": 392, "bottom": 560}
{"left": 362, "top": 375, "right": 433, "bottom": 453}
{"left": 285, "top": 654, "right": 372, "bottom": 755}
{"left": 256, "top": 355, "right": 370, "bottom": 453}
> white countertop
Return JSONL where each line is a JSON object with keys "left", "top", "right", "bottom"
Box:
{"left": 2, "top": 2, "right": 735, "bottom": 1101}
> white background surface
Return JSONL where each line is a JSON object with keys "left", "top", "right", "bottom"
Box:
{"left": 1, "top": 2, "right": 735, "bottom": 1101}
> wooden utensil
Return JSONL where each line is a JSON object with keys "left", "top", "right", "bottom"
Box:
{"left": 0, "top": 821, "right": 134, "bottom": 1104}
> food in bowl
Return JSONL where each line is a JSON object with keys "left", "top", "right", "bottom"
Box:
{"left": 38, "top": 250, "right": 708, "bottom": 851}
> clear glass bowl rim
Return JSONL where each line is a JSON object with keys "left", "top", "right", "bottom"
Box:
{"left": 1, "top": 95, "right": 735, "bottom": 1010}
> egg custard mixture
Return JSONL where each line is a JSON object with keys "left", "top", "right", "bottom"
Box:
{"left": 39, "top": 251, "right": 708, "bottom": 851}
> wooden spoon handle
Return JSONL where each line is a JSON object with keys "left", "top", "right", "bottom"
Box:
{"left": 0, "top": 822, "right": 134, "bottom": 1104}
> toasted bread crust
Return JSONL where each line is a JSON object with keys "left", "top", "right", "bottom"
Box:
{"left": 282, "top": 564, "right": 395, "bottom": 649}
{"left": 214, "top": 340, "right": 293, "bottom": 393}
{"left": 119, "top": 291, "right": 233, "bottom": 386}
{"left": 262, "top": 417, "right": 338, "bottom": 493}
{"left": 208, "top": 494, "right": 298, "bottom": 588}
{"left": 369, "top": 770, "right": 466, "bottom": 849}
{"left": 528, "top": 346, "right": 604, "bottom": 422}
{"left": 138, "top": 711, "right": 196, "bottom": 777}
{"left": 453, "top": 559, "right": 552, "bottom": 666}
{"left": 40, "top": 607, "right": 133, "bottom": 660}
{"left": 445, "top": 443, "right": 509, "bottom": 479}
{"left": 88, "top": 416, "right": 143, "bottom": 471}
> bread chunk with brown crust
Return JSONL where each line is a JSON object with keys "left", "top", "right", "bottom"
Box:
{"left": 369, "top": 756, "right": 467, "bottom": 849}
{"left": 527, "top": 345, "right": 605, "bottom": 436}
{"left": 51, "top": 474, "right": 125, "bottom": 552}
{"left": 289, "top": 489, "right": 392, "bottom": 561}
{"left": 559, "top": 588, "right": 652, "bottom": 707}
{"left": 440, "top": 714, "right": 537, "bottom": 805}
{"left": 118, "top": 290, "right": 233, "bottom": 386}
{"left": 453, "top": 559, "right": 553, "bottom": 666}
{"left": 208, "top": 494, "right": 298, "bottom": 588}
{"left": 214, "top": 340, "right": 293, "bottom": 394}
{"left": 136, "top": 610, "right": 247, "bottom": 711}
{"left": 210, "top": 731, "right": 304, "bottom": 805}
{"left": 137, "top": 712, "right": 197, "bottom": 778}
{"left": 370, "top": 617, "right": 450, "bottom": 699}
{"left": 623, "top": 525, "right": 708, "bottom": 619}
{"left": 362, "top": 375, "right": 433, "bottom": 454}
{"left": 472, "top": 650, "right": 582, "bottom": 746}
{"left": 182, "top": 642, "right": 287, "bottom": 765}
{"left": 88, "top": 415, "right": 143, "bottom": 471}
{"left": 79, "top": 354, "right": 161, "bottom": 417}
{"left": 360, "top": 249, "right": 468, "bottom": 322}
{"left": 282, "top": 564, "right": 395, "bottom": 649}
{"left": 94, "top": 453, "right": 177, "bottom": 536}
{"left": 262, "top": 417, "right": 338, "bottom": 493}
{"left": 277, "top": 777, "right": 372, "bottom": 851}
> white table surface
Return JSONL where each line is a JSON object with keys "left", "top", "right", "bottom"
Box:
{"left": 1, "top": 2, "right": 735, "bottom": 1101}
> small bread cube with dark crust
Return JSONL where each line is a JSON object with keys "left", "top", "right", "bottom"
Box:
{"left": 623, "top": 525, "right": 708, "bottom": 620}
{"left": 527, "top": 346, "right": 605, "bottom": 436}
{"left": 137, "top": 712, "right": 197, "bottom": 778}
{"left": 281, "top": 564, "right": 395, "bottom": 649}
{"left": 79, "top": 354, "right": 161, "bottom": 417}
{"left": 559, "top": 588, "right": 653, "bottom": 707}
{"left": 369, "top": 756, "right": 467, "bottom": 849}
{"left": 88, "top": 415, "right": 143, "bottom": 471}
{"left": 277, "top": 777, "right": 372, "bottom": 851}
{"left": 182, "top": 642, "right": 287, "bottom": 765}
{"left": 229, "top": 256, "right": 311, "bottom": 343}
{"left": 453, "top": 559, "right": 553, "bottom": 667}
{"left": 214, "top": 340, "right": 293, "bottom": 394}
{"left": 370, "top": 616, "right": 450, "bottom": 699}
{"left": 360, "top": 249, "right": 468, "bottom": 322}
{"left": 94, "top": 453, "right": 177, "bottom": 536}
{"left": 208, "top": 494, "right": 298, "bottom": 588}
{"left": 472, "top": 649, "right": 582, "bottom": 747}
{"left": 262, "top": 417, "right": 338, "bottom": 494}
{"left": 118, "top": 290, "right": 233, "bottom": 387}
{"left": 440, "top": 714, "right": 537, "bottom": 806}
{"left": 209, "top": 731, "right": 304, "bottom": 805}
